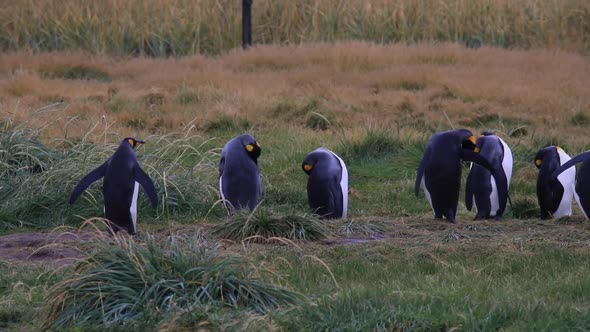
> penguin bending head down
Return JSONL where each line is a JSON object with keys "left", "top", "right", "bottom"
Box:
{"left": 415, "top": 129, "right": 508, "bottom": 223}
{"left": 551, "top": 149, "right": 590, "bottom": 220}
{"left": 69, "top": 138, "right": 158, "bottom": 235}
{"left": 302, "top": 148, "right": 348, "bottom": 219}
{"left": 219, "top": 134, "right": 262, "bottom": 214}
{"left": 535, "top": 146, "right": 575, "bottom": 219}
{"left": 465, "top": 131, "right": 513, "bottom": 220}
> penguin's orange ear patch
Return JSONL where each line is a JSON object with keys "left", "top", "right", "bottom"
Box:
{"left": 469, "top": 136, "right": 476, "bottom": 145}
{"left": 303, "top": 164, "right": 313, "bottom": 172}
{"left": 128, "top": 139, "right": 135, "bottom": 147}
{"left": 535, "top": 159, "right": 542, "bottom": 167}
{"left": 474, "top": 147, "right": 481, "bottom": 153}
{"left": 246, "top": 144, "right": 254, "bottom": 152}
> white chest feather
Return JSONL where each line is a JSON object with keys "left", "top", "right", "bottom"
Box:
{"left": 130, "top": 181, "right": 139, "bottom": 233}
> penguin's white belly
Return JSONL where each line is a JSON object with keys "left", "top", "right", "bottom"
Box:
{"left": 422, "top": 177, "right": 434, "bottom": 214}
{"left": 330, "top": 152, "right": 349, "bottom": 219}
{"left": 219, "top": 176, "right": 231, "bottom": 215}
{"left": 554, "top": 167, "right": 575, "bottom": 218}
{"left": 488, "top": 174, "right": 499, "bottom": 217}
{"left": 130, "top": 181, "right": 139, "bottom": 233}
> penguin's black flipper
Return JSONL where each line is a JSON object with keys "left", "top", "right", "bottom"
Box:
{"left": 134, "top": 165, "right": 158, "bottom": 208}
{"left": 552, "top": 150, "right": 590, "bottom": 179}
{"left": 218, "top": 156, "right": 225, "bottom": 177}
{"left": 460, "top": 149, "right": 508, "bottom": 217}
{"left": 69, "top": 162, "right": 107, "bottom": 204}
{"left": 465, "top": 165, "right": 475, "bottom": 211}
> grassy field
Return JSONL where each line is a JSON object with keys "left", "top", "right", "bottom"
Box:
{"left": 1, "top": 0, "right": 590, "bottom": 55}
{"left": 1, "top": 43, "right": 590, "bottom": 330}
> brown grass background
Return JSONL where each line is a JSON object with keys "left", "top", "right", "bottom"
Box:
{"left": 1, "top": 43, "right": 589, "bottom": 146}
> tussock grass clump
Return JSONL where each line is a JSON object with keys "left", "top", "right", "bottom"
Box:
{"left": 337, "top": 220, "right": 386, "bottom": 237}
{"left": 569, "top": 111, "right": 590, "bottom": 126}
{"left": 213, "top": 208, "right": 329, "bottom": 242}
{"left": 204, "top": 114, "right": 251, "bottom": 134}
{"left": 338, "top": 129, "right": 425, "bottom": 164}
{"left": 0, "top": 120, "right": 220, "bottom": 231}
{"left": 339, "top": 129, "right": 401, "bottom": 161}
{"left": 510, "top": 196, "right": 541, "bottom": 219}
{"left": 41, "top": 234, "right": 306, "bottom": 330}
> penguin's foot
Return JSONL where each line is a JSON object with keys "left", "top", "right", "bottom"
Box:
{"left": 494, "top": 215, "right": 503, "bottom": 221}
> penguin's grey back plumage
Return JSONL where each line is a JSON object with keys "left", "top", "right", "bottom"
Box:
{"left": 302, "top": 147, "right": 348, "bottom": 219}
{"left": 219, "top": 134, "right": 262, "bottom": 213}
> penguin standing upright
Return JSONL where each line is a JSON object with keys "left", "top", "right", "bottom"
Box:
{"left": 219, "top": 134, "right": 262, "bottom": 214}
{"left": 535, "top": 146, "right": 576, "bottom": 219}
{"left": 415, "top": 129, "right": 508, "bottom": 223}
{"left": 302, "top": 148, "right": 348, "bottom": 219}
{"left": 551, "top": 149, "right": 590, "bottom": 219}
{"left": 69, "top": 138, "right": 158, "bottom": 234}
{"left": 465, "top": 131, "right": 513, "bottom": 220}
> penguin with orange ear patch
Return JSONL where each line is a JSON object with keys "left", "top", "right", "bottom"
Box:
{"left": 302, "top": 148, "right": 348, "bottom": 219}
{"left": 219, "top": 134, "right": 262, "bottom": 214}
{"left": 69, "top": 138, "right": 158, "bottom": 234}
{"left": 415, "top": 129, "right": 508, "bottom": 223}
{"left": 465, "top": 131, "right": 513, "bottom": 220}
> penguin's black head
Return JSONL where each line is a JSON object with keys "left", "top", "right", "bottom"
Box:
{"left": 238, "top": 135, "right": 261, "bottom": 160}
{"left": 534, "top": 146, "right": 558, "bottom": 169}
{"left": 457, "top": 129, "right": 477, "bottom": 151}
{"left": 302, "top": 154, "right": 316, "bottom": 175}
{"left": 123, "top": 137, "right": 145, "bottom": 149}
{"left": 302, "top": 148, "right": 335, "bottom": 175}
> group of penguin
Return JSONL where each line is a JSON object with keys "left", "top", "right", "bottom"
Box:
{"left": 69, "top": 129, "right": 590, "bottom": 235}
{"left": 69, "top": 134, "right": 348, "bottom": 234}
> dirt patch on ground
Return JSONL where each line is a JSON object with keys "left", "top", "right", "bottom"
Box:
{"left": 0, "top": 231, "right": 99, "bottom": 266}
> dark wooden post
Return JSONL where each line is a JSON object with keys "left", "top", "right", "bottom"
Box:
{"left": 242, "top": 0, "right": 253, "bottom": 49}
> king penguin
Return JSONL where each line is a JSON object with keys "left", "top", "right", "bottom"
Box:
{"left": 535, "top": 146, "right": 576, "bottom": 219}
{"left": 550, "top": 148, "right": 590, "bottom": 219}
{"left": 465, "top": 131, "right": 513, "bottom": 220}
{"left": 415, "top": 129, "right": 508, "bottom": 223}
{"left": 302, "top": 147, "right": 348, "bottom": 219}
{"left": 69, "top": 138, "right": 158, "bottom": 234}
{"left": 219, "top": 134, "right": 262, "bottom": 214}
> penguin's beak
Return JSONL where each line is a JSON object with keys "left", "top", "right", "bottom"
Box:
{"left": 136, "top": 140, "right": 145, "bottom": 146}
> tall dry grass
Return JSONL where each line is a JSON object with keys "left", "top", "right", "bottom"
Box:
{"left": 1, "top": 0, "right": 589, "bottom": 56}
{"left": 1, "top": 43, "right": 589, "bottom": 147}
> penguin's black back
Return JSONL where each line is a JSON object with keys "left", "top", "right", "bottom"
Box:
{"left": 536, "top": 147, "right": 564, "bottom": 218}
{"left": 103, "top": 142, "right": 139, "bottom": 233}
{"left": 304, "top": 149, "right": 343, "bottom": 219}
{"left": 423, "top": 131, "right": 467, "bottom": 220}
{"left": 576, "top": 159, "right": 590, "bottom": 217}
{"left": 219, "top": 134, "right": 261, "bottom": 212}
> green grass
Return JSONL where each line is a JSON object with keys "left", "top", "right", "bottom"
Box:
{"left": 41, "top": 234, "right": 306, "bottom": 330}
{"left": 2, "top": 41, "right": 590, "bottom": 330}
{"left": 212, "top": 207, "right": 329, "bottom": 242}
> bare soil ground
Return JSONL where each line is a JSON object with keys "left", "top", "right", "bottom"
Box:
{"left": 3, "top": 217, "right": 589, "bottom": 267}
{"left": 0, "top": 231, "right": 97, "bottom": 266}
